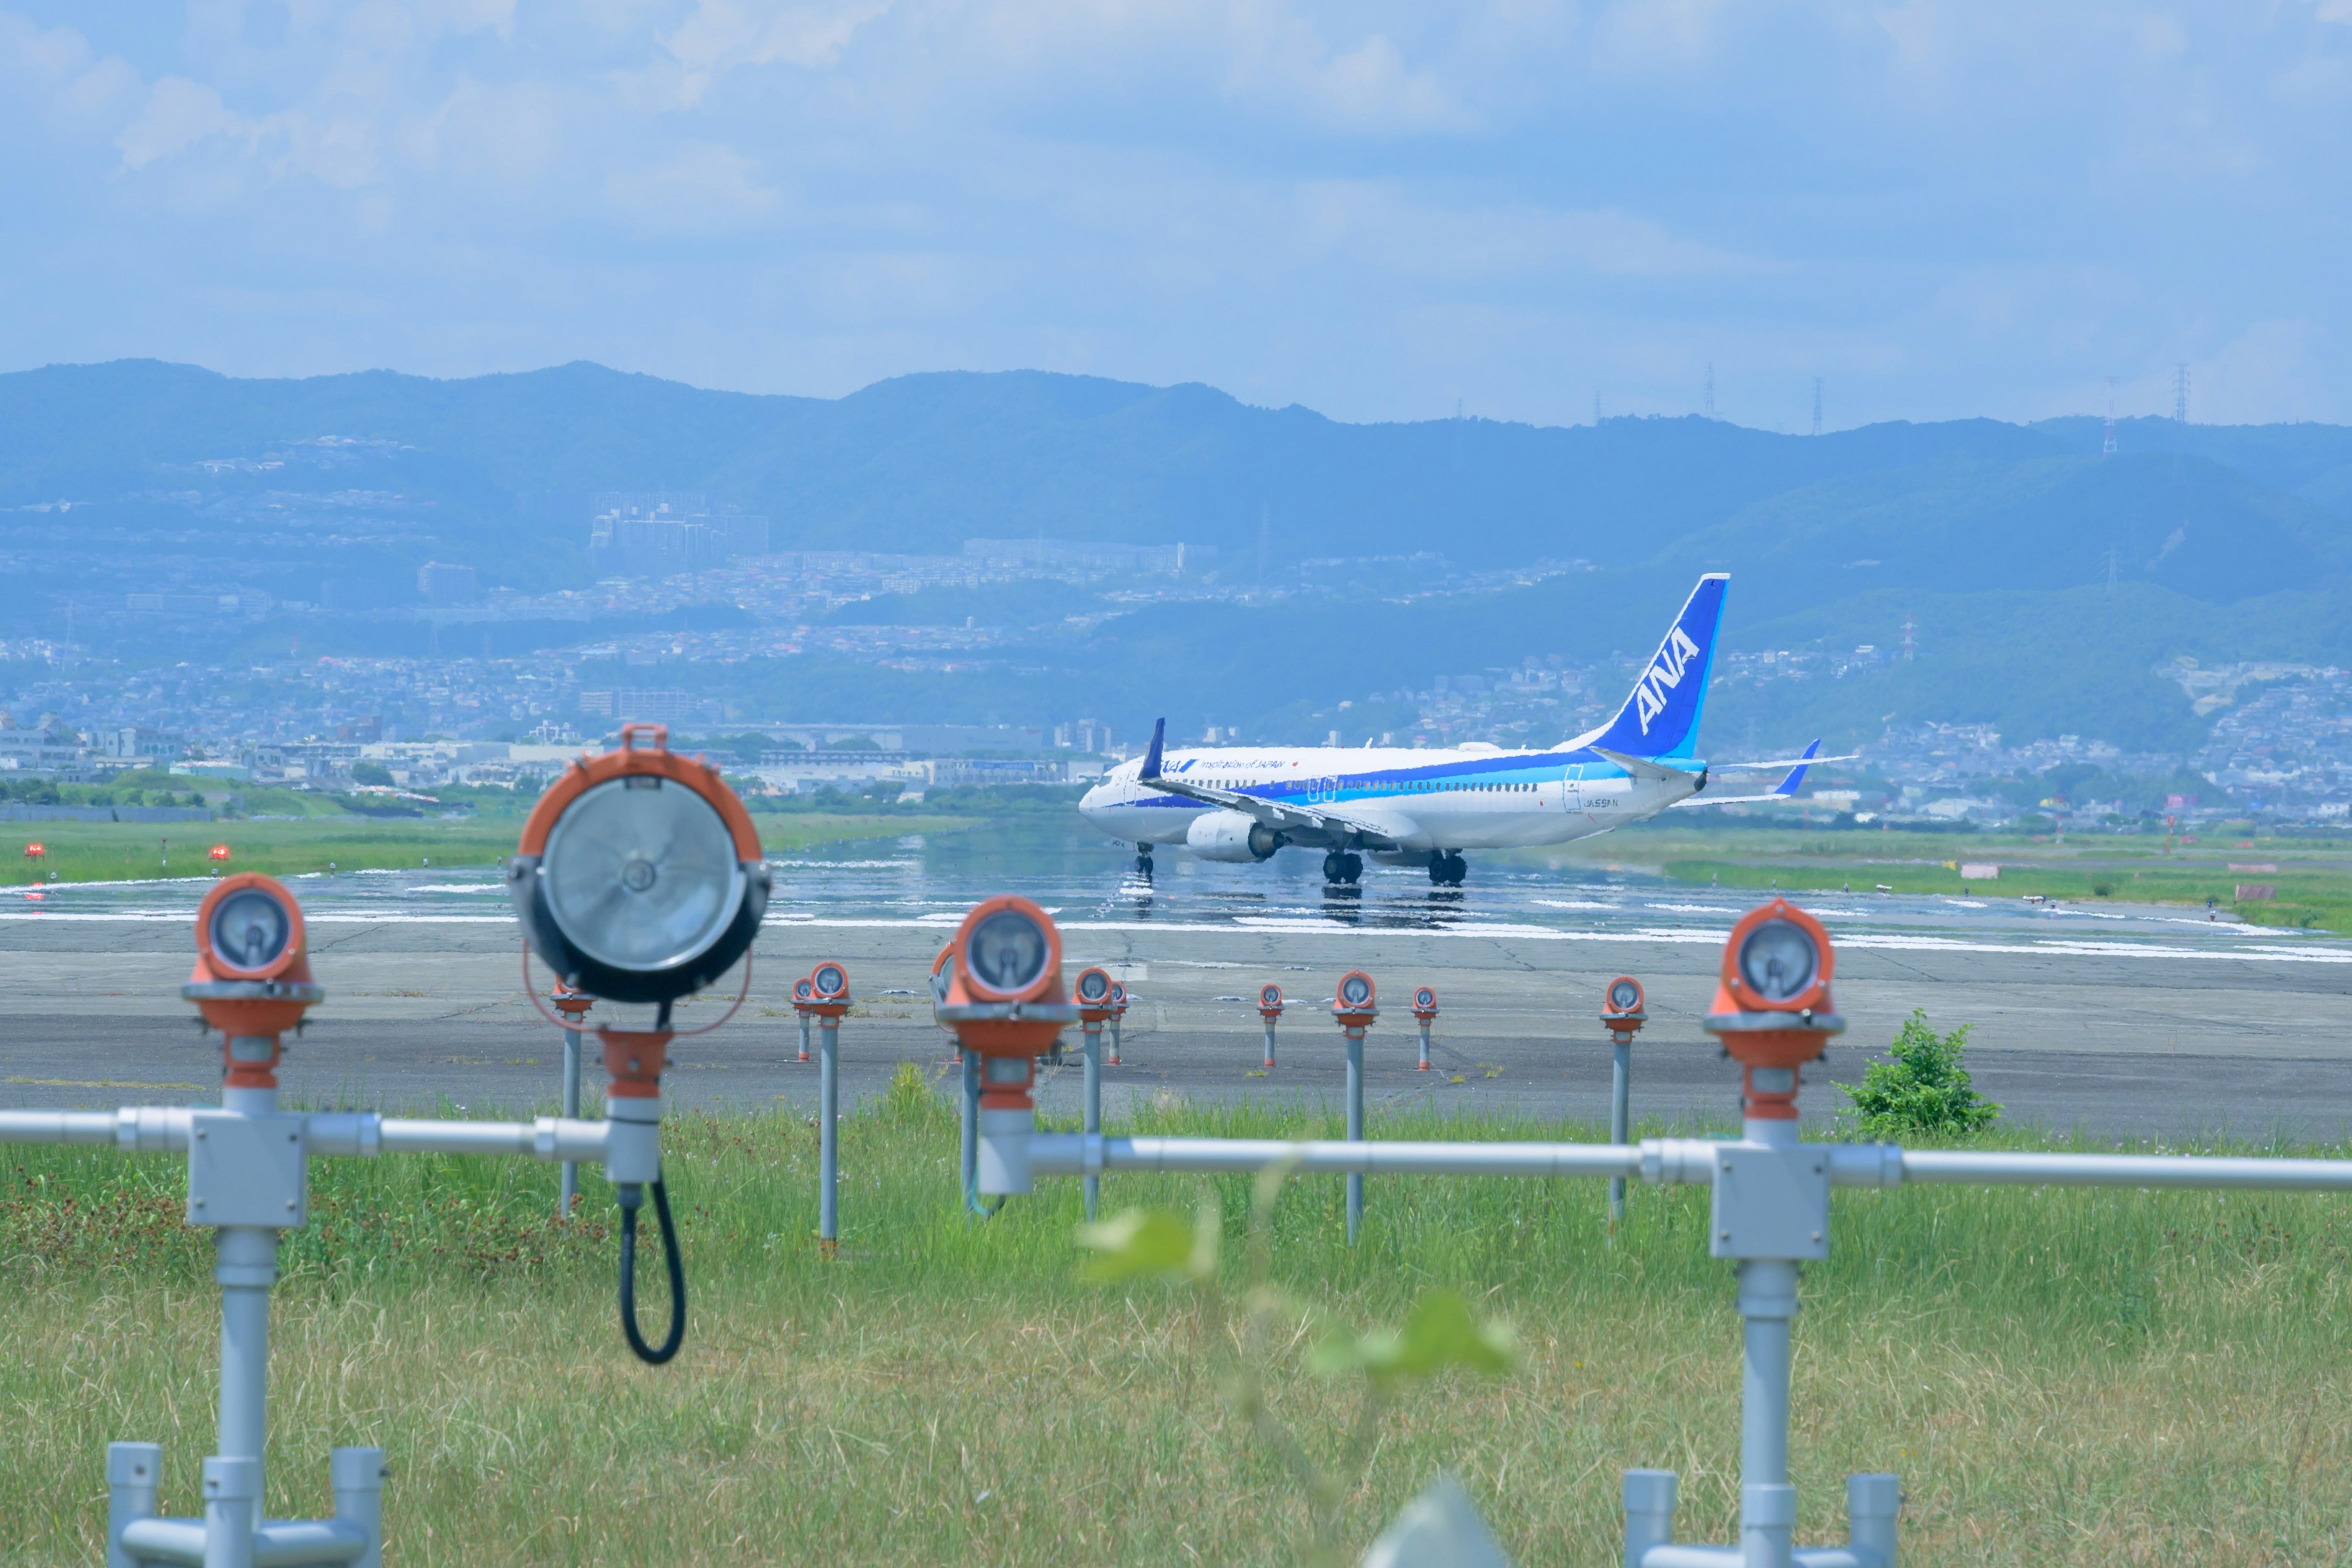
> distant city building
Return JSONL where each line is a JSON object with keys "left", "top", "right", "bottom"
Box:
{"left": 0, "top": 712, "right": 88, "bottom": 772}
{"left": 576, "top": 688, "right": 718, "bottom": 725}
{"left": 99, "top": 725, "right": 175, "bottom": 761}
{"left": 962, "top": 538, "right": 1213, "bottom": 575}
{"left": 417, "top": 562, "right": 478, "bottom": 606}
{"left": 589, "top": 494, "right": 770, "bottom": 579}
{"left": 125, "top": 592, "right": 227, "bottom": 616}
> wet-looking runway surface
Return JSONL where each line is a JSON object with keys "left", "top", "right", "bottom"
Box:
{"left": 3, "top": 821, "right": 2350, "bottom": 1140}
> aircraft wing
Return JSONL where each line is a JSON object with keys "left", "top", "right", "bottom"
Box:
{"left": 1136, "top": 718, "right": 1414, "bottom": 848}
{"left": 1671, "top": 741, "right": 1820, "bottom": 808}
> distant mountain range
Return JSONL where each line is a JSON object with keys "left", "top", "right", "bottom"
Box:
{"left": 3, "top": 358, "right": 2350, "bottom": 753}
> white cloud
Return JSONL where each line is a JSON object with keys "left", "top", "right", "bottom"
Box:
{"left": 116, "top": 75, "right": 247, "bottom": 168}
{"left": 2201, "top": 319, "right": 2329, "bottom": 424}
{"left": 662, "top": 0, "right": 892, "bottom": 104}
{"left": 0, "top": 12, "right": 140, "bottom": 126}
{"left": 1289, "top": 183, "right": 1754, "bottom": 280}
{"left": 604, "top": 140, "right": 782, "bottom": 233}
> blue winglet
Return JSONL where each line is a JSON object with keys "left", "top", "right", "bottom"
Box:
{"left": 1771, "top": 739, "right": 1822, "bottom": 797}
{"left": 1140, "top": 717, "right": 1166, "bottom": 780}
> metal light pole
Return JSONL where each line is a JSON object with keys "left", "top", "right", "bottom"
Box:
{"left": 552, "top": 987, "right": 593, "bottom": 1218}
{"left": 1257, "top": 983, "right": 1283, "bottom": 1069}
{"left": 1072, "top": 969, "right": 1116, "bottom": 1221}
{"left": 1332, "top": 971, "right": 1377, "bottom": 1245}
{"left": 807, "top": 962, "right": 851, "bottom": 1257}
{"left": 1600, "top": 976, "right": 1647, "bottom": 1235}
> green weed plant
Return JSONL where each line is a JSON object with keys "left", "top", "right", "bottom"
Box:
{"left": 1837, "top": 1009, "right": 2002, "bottom": 1138}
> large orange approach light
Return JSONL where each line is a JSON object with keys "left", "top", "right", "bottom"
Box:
{"left": 509, "top": 723, "right": 768, "bottom": 1006}
{"left": 507, "top": 723, "right": 771, "bottom": 1365}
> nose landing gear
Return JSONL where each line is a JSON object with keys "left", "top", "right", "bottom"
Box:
{"left": 1134, "top": 844, "right": 1155, "bottom": 876}
{"left": 1321, "top": 850, "right": 1364, "bottom": 885}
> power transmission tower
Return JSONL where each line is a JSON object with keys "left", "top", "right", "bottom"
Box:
{"left": 1810, "top": 377, "right": 1823, "bottom": 436}
{"left": 1901, "top": 613, "right": 1915, "bottom": 661}
{"left": 1594, "top": 392, "right": 1602, "bottom": 425}
{"left": 2102, "top": 377, "right": 2117, "bottom": 456}
{"left": 2105, "top": 545, "right": 2119, "bottom": 596}
{"left": 2174, "top": 363, "right": 2190, "bottom": 424}
{"left": 1704, "top": 363, "right": 1716, "bottom": 420}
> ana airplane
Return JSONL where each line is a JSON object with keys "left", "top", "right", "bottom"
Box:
{"left": 1077, "top": 573, "right": 1833, "bottom": 886}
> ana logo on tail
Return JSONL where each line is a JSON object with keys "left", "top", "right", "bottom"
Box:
{"left": 1634, "top": 626, "right": 1703, "bottom": 735}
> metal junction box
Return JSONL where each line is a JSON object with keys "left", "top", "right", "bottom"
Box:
{"left": 1709, "top": 1140, "right": 1830, "bottom": 1261}
{"left": 186, "top": 1112, "right": 308, "bottom": 1229}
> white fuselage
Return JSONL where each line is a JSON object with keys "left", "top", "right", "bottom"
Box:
{"left": 1077, "top": 743, "right": 1698, "bottom": 858}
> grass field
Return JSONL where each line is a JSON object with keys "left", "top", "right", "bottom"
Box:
{"left": 3, "top": 1079, "right": 2348, "bottom": 1566}
{"left": 1, "top": 812, "right": 981, "bottom": 886}
{"left": 1529, "top": 822, "right": 2352, "bottom": 935}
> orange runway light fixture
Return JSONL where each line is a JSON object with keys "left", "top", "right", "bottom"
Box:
{"left": 1257, "top": 982, "right": 1283, "bottom": 1069}
{"left": 182, "top": 873, "right": 324, "bottom": 1090}
{"left": 935, "top": 894, "right": 1082, "bottom": 1195}
{"left": 1602, "top": 975, "right": 1648, "bottom": 1037}
{"left": 1703, "top": 899, "right": 1842, "bottom": 1122}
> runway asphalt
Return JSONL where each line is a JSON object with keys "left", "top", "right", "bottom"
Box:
{"left": 4, "top": 851, "right": 2351, "bottom": 1139}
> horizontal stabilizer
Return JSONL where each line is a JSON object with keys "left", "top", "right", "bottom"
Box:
{"left": 1671, "top": 739, "right": 1823, "bottom": 809}
{"left": 1594, "top": 747, "right": 1702, "bottom": 786}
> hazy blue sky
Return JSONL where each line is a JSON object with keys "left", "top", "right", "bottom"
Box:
{"left": 4, "top": 2, "right": 2348, "bottom": 428}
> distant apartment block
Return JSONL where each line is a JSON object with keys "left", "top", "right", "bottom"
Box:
{"left": 99, "top": 726, "right": 175, "bottom": 762}
{"left": 962, "top": 538, "right": 1214, "bottom": 575}
{"left": 417, "top": 562, "right": 478, "bottom": 605}
{"left": 577, "top": 688, "right": 720, "bottom": 725}
{"left": 589, "top": 494, "right": 770, "bottom": 579}
{"left": 0, "top": 713, "right": 88, "bottom": 772}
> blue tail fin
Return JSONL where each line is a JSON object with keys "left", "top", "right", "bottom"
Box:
{"left": 1585, "top": 574, "right": 1728, "bottom": 760}
{"left": 1140, "top": 717, "right": 1167, "bottom": 780}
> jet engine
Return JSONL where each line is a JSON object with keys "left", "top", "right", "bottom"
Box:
{"left": 1185, "top": 810, "right": 1284, "bottom": 862}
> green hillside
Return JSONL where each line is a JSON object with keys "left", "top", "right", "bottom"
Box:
{"left": 4, "top": 360, "right": 2350, "bottom": 749}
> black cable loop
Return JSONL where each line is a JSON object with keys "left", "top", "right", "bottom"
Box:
{"left": 619, "top": 1176, "right": 687, "bottom": 1365}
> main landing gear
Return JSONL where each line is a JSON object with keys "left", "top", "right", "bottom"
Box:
{"left": 1134, "top": 844, "right": 1155, "bottom": 876}
{"left": 1321, "top": 850, "right": 1363, "bottom": 885}
{"left": 1427, "top": 851, "right": 1466, "bottom": 887}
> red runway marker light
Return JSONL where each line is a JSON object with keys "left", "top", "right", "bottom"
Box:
{"left": 22, "top": 843, "right": 43, "bottom": 860}
{"left": 208, "top": 844, "right": 232, "bottom": 862}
